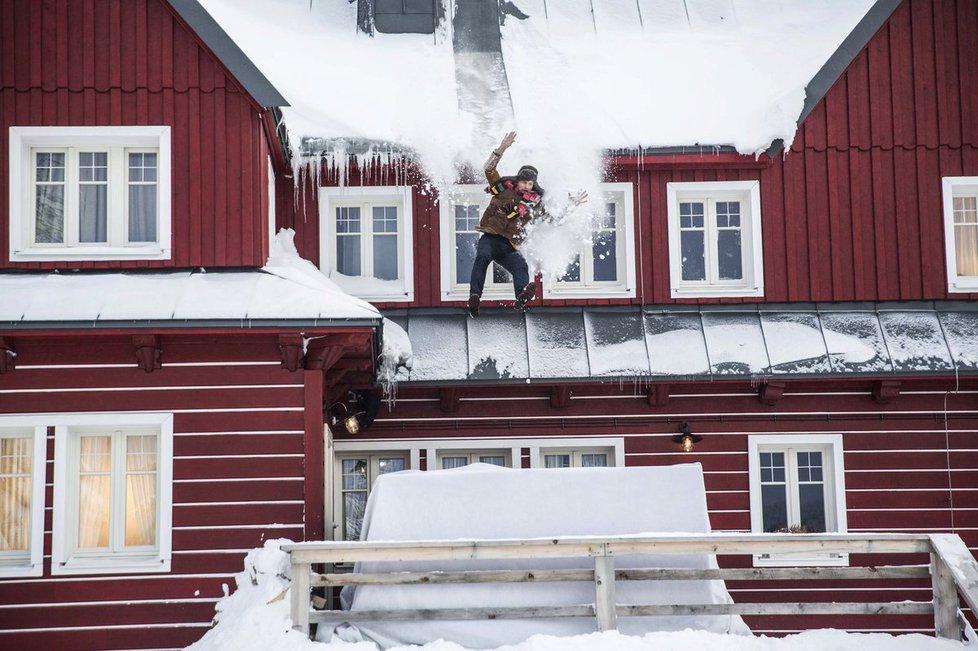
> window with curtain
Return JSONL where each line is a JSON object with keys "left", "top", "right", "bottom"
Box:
{"left": 667, "top": 180, "right": 763, "bottom": 298}
{"left": 320, "top": 186, "right": 414, "bottom": 301}
{"left": 943, "top": 178, "right": 978, "bottom": 292}
{"left": 52, "top": 417, "right": 173, "bottom": 576}
{"left": 0, "top": 425, "right": 46, "bottom": 577}
{"left": 438, "top": 186, "right": 515, "bottom": 299}
{"left": 437, "top": 451, "right": 509, "bottom": 470}
{"left": 542, "top": 449, "right": 611, "bottom": 468}
{"left": 8, "top": 126, "right": 171, "bottom": 262}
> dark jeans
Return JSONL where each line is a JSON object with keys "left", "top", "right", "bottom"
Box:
{"left": 469, "top": 233, "right": 529, "bottom": 298}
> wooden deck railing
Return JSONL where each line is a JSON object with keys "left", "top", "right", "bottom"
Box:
{"left": 281, "top": 532, "right": 978, "bottom": 642}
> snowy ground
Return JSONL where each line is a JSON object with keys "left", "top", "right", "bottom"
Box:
{"left": 184, "top": 540, "right": 974, "bottom": 651}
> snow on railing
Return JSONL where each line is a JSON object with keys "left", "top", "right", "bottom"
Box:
{"left": 282, "top": 532, "right": 978, "bottom": 642}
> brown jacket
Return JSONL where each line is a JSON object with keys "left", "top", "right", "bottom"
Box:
{"left": 477, "top": 152, "right": 544, "bottom": 248}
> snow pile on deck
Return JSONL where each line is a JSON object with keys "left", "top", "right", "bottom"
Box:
{"left": 332, "top": 464, "right": 749, "bottom": 648}
{"left": 183, "top": 539, "right": 970, "bottom": 651}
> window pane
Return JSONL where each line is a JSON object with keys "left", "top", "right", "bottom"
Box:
{"left": 0, "top": 437, "right": 33, "bottom": 552}
{"left": 129, "top": 152, "right": 158, "bottom": 183}
{"left": 560, "top": 255, "right": 581, "bottom": 282}
{"left": 455, "top": 204, "right": 480, "bottom": 231}
{"left": 343, "top": 492, "right": 367, "bottom": 541}
{"left": 128, "top": 186, "right": 158, "bottom": 243}
{"left": 955, "top": 225, "right": 978, "bottom": 276}
{"left": 336, "top": 235, "right": 361, "bottom": 275}
{"left": 680, "top": 202, "right": 704, "bottom": 229}
{"left": 372, "top": 206, "right": 398, "bottom": 233}
{"left": 79, "top": 185, "right": 108, "bottom": 243}
{"left": 78, "top": 436, "right": 111, "bottom": 549}
{"left": 455, "top": 232, "right": 479, "bottom": 284}
{"left": 478, "top": 455, "right": 506, "bottom": 466}
{"left": 717, "top": 230, "right": 743, "bottom": 280}
{"left": 799, "top": 484, "right": 827, "bottom": 533}
{"left": 342, "top": 459, "right": 368, "bottom": 490}
{"left": 35, "top": 186, "right": 65, "bottom": 244}
{"left": 442, "top": 456, "right": 468, "bottom": 469}
{"left": 336, "top": 207, "right": 360, "bottom": 233}
{"left": 592, "top": 231, "right": 617, "bottom": 282}
{"left": 761, "top": 484, "right": 788, "bottom": 532}
{"left": 953, "top": 196, "right": 977, "bottom": 224}
{"left": 681, "top": 231, "right": 705, "bottom": 280}
{"left": 581, "top": 453, "right": 608, "bottom": 467}
{"left": 378, "top": 458, "right": 405, "bottom": 475}
{"left": 36, "top": 152, "right": 65, "bottom": 182}
{"left": 544, "top": 454, "right": 570, "bottom": 469}
{"left": 372, "top": 233, "right": 398, "bottom": 280}
{"left": 125, "top": 437, "right": 157, "bottom": 547}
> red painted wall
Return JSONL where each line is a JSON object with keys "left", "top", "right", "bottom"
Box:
{"left": 0, "top": 331, "right": 320, "bottom": 650}
{"left": 0, "top": 0, "right": 273, "bottom": 270}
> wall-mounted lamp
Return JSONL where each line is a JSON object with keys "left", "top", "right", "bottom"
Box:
{"left": 330, "top": 402, "right": 361, "bottom": 435}
{"left": 672, "top": 421, "right": 702, "bottom": 453}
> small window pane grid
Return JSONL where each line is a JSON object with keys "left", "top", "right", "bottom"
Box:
{"left": 30, "top": 147, "right": 160, "bottom": 249}
{"left": 543, "top": 450, "right": 610, "bottom": 468}
{"left": 332, "top": 202, "right": 401, "bottom": 282}
{"left": 0, "top": 435, "right": 33, "bottom": 555}
{"left": 73, "top": 430, "right": 159, "bottom": 556}
{"left": 438, "top": 452, "right": 510, "bottom": 470}
{"left": 759, "top": 448, "right": 828, "bottom": 534}
{"left": 452, "top": 201, "right": 510, "bottom": 291}
{"left": 557, "top": 199, "right": 620, "bottom": 287}
{"left": 679, "top": 199, "right": 744, "bottom": 284}
{"left": 953, "top": 195, "right": 978, "bottom": 277}
{"left": 339, "top": 455, "right": 407, "bottom": 541}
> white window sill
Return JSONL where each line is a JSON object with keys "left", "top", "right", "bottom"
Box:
{"left": 753, "top": 553, "right": 850, "bottom": 568}
{"left": 671, "top": 285, "right": 764, "bottom": 299}
{"left": 0, "top": 561, "right": 43, "bottom": 578}
{"left": 10, "top": 247, "right": 170, "bottom": 262}
{"left": 948, "top": 278, "right": 978, "bottom": 293}
{"left": 544, "top": 287, "right": 636, "bottom": 299}
{"left": 53, "top": 554, "right": 170, "bottom": 576}
{"left": 443, "top": 289, "right": 516, "bottom": 301}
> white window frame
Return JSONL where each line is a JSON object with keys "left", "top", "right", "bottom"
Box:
{"left": 0, "top": 419, "right": 48, "bottom": 578}
{"left": 543, "top": 182, "right": 637, "bottom": 298}
{"left": 667, "top": 180, "right": 763, "bottom": 298}
{"left": 439, "top": 184, "right": 516, "bottom": 300}
{"left": 942, "top": 176, "right": 978, "bottom": 293}
{"left": 748, "top": 434, "right": 848, "bottom": 567}
{"left": 8, "top": 126, "right": 172, "bottom": 262}
{"left": 268, "top": 156, "right": 277, "bottom": 251}
{"left": 331, "top": 450, "right": 411, "bottom": 542}
{"left": 434, "top": 449, "right": 513, "bottom": 469}
{"left": 319, "top": 185, "right": 414, "bottom": 302}
{"left": 51, "top": 412, "right": 173, "bottom": 576}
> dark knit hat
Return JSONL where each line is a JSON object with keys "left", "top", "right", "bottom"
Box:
{"left": 516, "top": 165, "right": 538, "bottom": 182}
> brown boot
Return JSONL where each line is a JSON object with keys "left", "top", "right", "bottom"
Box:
{"left": 467, "top": 293, "right": 481, "bottom": 318}
{"left": 515, "top": 283, "right": 536, "bottom": 311}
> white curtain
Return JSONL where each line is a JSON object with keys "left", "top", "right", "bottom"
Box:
{"left": 955, "top": 197, "right": 978, "bottom": 276}
{"left": 125, "top": 435, "right": 157, "bottom": 547}
{"left": 0, "top": 437, "right": 32, "bottom": 552}
{"left": 78, "top": 436, "right": 111, "bottom": 549}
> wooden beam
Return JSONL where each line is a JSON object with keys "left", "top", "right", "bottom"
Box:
{"left": 0, "top": 338, "right": 15, "bottom": 374}
{"left": 550, "top": 386, "right": 572, "bottom": 409}
{"left": 278, "top": 334, "right": 304, "bottom": 372}
{"left": 306, "top": 342, "right": 344, "bottom": 371}
{"left": 439, "top": 388, "right": 460, "bottom": 413}
{"left": 646, "top": 384, "right": 669, "bottom": 406}
{"left": 758, "top": 381, "right": 785, "bottom": 405}
{"left": 132, "top": 334, "right": 161, "bottom": 373}
{"left": 872, "top": 380, "right": 901, "bottom": 404}
{"left": 303, "top": 369, "right": 325, "bottom": 541}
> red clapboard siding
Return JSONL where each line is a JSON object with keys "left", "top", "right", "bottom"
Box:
{"left": 0, "top": 0, "right": 274, "bottom": 270}
{"left": 0, "top": 575, "right": 228, "bottom": 604}
{"left": 0, "top": 627, "right": 210, "bottom": 651}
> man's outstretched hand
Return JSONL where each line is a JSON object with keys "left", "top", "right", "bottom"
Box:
{"left": 498, "top": 131, "right": 516, "bottom": 153}
{"left": 568, "top": 190, "right": 588, "bottom": 206}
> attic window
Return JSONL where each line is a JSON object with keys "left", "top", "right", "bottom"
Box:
{"left": 942, "top": 177, "right": 978, "bottom": 293}
{"left": 371, "top": 0, "right": 438, "bottom": 34}
{"left": 8, "top": 126, "right": 172, "bottom": 262}
{"left": 666, "top": 180, "right": 764, "bottom": 298}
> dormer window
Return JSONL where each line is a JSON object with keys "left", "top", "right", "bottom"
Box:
{"left": 8, "top": 126, "right": 172, "bottom": 262}
{"left": 942, "top": 177, "right": 978, "bottom": 293}
{"left": 666, "top": 180, "right": 764, "bottom": 298}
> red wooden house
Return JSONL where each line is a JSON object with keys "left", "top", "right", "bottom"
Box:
{"left": 1, "top": 0, "right": 978, "bottom": 649}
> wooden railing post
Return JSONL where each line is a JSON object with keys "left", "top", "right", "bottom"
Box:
{"left": 593, "top": 554, "right": 617, "bottom": 631}
{"left": 930, "top": 551, "right": 961, "bottom": 640}
{"left": 291, "top": 560, "right": 312, "bottom": 636}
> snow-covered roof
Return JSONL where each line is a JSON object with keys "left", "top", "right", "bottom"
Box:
{"left": 197, "top": 0, "right": 891, "bottom": 188}
{"left": 0, "top": 231, "right": 381, "bottom": 328}
{"left": 384, "top": 303, "right": 978, "bottom": 383}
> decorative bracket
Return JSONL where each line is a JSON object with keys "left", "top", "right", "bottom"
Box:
{"left": 646, "top": 384, "right": 669, "bottom": 407}
{"left": 439, "top": 388, "right": 460, "bottom": 413}
{"left": 758, "top": 381, "right": 785, "bottom": 406}
{"left": 279, "top": 334, "right": 304, "bottom": 372}
{"left": 133, "top": 334, "right": 162, "bottom": 373}
{"left": 872, "top": 380, "right": 901, "bottom": 405}
{"left": 550, "top": 386, "right": 572, "bottom": 409}
{"left": 0, "top": 338, "right": 15, "bottom": 374}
